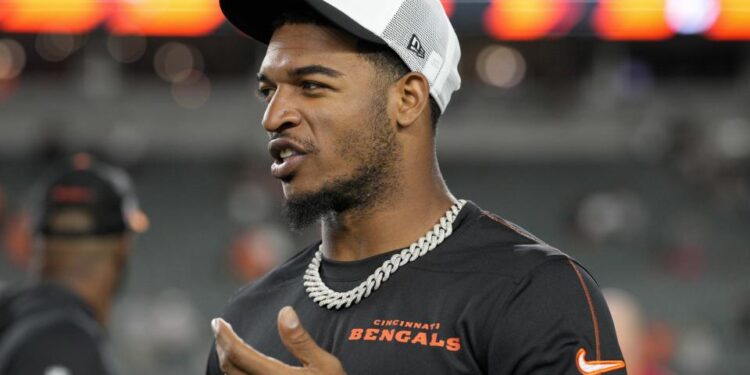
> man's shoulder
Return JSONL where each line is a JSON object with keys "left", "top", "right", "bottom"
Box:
{"left": 0, "top": 291, "right": 106, "bottom": 372}
{"left": 226, "top": 243, "right": 318, "bottom": 305}
{"left": 423, "top": 202, "right": 571, "bottom": 281}
{"left": 15, "top": 316, "right": 100, "bottom": 348}
{"left": 1, "top": 283, "right": 97, "bottom": 334}
{"left": 2, "top": 316, "right": 110, "bottom": 375}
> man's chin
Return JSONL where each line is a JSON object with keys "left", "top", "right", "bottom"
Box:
{"left": 280, "top": 139, "right": 397, "bottom": 231}
{"left": 281, "top": 183, "right": 316, "bottom": 202}
{"left": 281, "top": 189, "right": 333, "bottom": 232}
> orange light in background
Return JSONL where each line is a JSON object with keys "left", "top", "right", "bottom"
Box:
{"left": 3, "top": 212, "right": 33, "bottom": 270}
{"left": 706, "top": 0, "right": 750, "bottom": 40}
{"left": 229, "top": 230, "right": 280, "bottom": 282}
{"left": 109, "top": 0, "right": 224, "bottom": 37}
{"left": 593, "top": 0, "right": 674, "bottom": 40}
{"left": 483, "top": 0, "right": 581, "bottom": 41}
{"left": 441, "top": 0, "right": 455, "bottom": 18}
{"left": 0, "top": 0, "right": 105, "bottom": 34}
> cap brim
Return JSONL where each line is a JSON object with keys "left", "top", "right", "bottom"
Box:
{"left": 220, "top": 0, "right": 385, "bottom": 45}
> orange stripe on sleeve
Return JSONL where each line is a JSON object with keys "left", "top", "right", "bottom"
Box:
{"left": 567, "top": 259, "right": 601, "bottom": 361}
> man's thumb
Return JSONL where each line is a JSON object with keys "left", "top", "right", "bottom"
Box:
{"left": 277, "top": 306, "right": 326, "bottom": 366}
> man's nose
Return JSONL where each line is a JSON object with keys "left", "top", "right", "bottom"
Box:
{"left": 262, "top": 87, "right": 302, "bottom": 134}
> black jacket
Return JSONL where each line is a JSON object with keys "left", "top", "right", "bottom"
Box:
{"left": 0, "top": 282, "right": 117, "bottom": 375}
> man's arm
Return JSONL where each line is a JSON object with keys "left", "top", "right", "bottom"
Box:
{"left": 487, "top": 258, "right": 626, "bottom": 375}
{"left": 4, "top": 321, "right": 115, "bottom": 375}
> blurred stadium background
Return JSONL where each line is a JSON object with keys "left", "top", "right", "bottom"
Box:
{"left": 1, "top": 0, "right": 750, "bottom": 374}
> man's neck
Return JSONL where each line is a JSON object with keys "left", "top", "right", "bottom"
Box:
{"left": 319, "top": 186, "right": 456, "bottom": 261}
{"left": 61, "top": 277, "right": 112, "bottom": 325}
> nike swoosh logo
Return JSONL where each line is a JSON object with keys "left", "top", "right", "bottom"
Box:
{"left": 576, "top": 348, "right": 626, "bottom": 375}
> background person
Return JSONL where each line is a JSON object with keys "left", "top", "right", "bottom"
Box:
{"left": 0, "top": 154, "right": 147, "bottom": 375}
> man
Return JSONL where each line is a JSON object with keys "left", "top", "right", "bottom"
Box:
{"left": 0, "top": 154, "right": 146, "bottom": 375}
{"left": 208, "top": 1, "right": 626, "bottom": 374}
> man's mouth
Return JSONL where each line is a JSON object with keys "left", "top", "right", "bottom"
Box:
{"left": 271, "top": 152, "right": 306, "bottom": 180}
{"left": 279, "top": 148, "right": 294, "bottom": 160}
{"left": 269, "top": 139, "right": 309, "bottom": 180}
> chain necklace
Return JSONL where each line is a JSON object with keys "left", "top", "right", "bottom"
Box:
{"left": 303, "top": 200, "right": 467, "bottom": 310}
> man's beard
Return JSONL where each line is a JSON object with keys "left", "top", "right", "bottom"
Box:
{"left": 282, "top": 95, "right": 400, "bottom": 231}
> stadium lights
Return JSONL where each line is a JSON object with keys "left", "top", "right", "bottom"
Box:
{"left": 109, "top": 0, "right": 224, "bottom": 37}
{"left": 0, "top": 0, "right": 749, "bottom": 40}
{"left": 0, "top": 0, "right": 223, "bottom": 36}
{"left": 706, "top": 0, "right": 750, "bottom": 40}
{"left": 483, "top": 0, "right": 582, "bottom": 40}
{"left": 591, "top": 0, "right": 675, "bottom": 40}
{"left": 0, "top": 0, "right": 106, "bottom": 34}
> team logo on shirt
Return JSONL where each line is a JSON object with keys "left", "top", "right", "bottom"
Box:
{"left": 347, "top": 319, "right": 461, "bottom": 352}
{"left": 575, "top": 348, "right": 625, "bottom": 374}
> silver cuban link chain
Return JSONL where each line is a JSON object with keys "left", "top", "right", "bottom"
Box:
{"left": 303, "top": 199, "right": 467, "bottom": 310}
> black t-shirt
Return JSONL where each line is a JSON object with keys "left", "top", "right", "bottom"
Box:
{"left": 206, "top": 202, "right": 625, "bottom": 374}
{"left": 0, "top": 283, "right": 117, "bottom": 375}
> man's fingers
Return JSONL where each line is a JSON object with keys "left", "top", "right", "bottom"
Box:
{"left": 212, "top": 318, "right": 287, "bottom": 374}
{"left": 277, "top": 307, "right": 320, "bottom": 366}
{"left": 277, "top": 306, "right": 344, "bottom": 373}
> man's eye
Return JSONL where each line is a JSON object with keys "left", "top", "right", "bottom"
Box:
{"left": 257, "top": 87, "right": 276, "bottom": 101}
{"left": 301, "top": 81, "right": 324, "bottom": 91}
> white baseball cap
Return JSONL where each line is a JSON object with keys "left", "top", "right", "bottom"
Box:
{"left": 220, "top": 0, "right": 462, "bottom": 113}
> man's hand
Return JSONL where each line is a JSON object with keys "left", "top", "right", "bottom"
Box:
{"left": 211, "top": 306, "right": 347, "bottom": 375}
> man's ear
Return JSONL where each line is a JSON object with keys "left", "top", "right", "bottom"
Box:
{"left": 393, "top": 72, "right": 430, "bottom": 129}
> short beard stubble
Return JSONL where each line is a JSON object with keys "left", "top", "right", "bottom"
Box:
{"left": 282, "top": 94, "right": 401, "bottom": 231}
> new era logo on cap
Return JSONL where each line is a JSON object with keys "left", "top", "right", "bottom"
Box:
{"left": 407, "top": 34, "right": 426, "bottom": 58}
